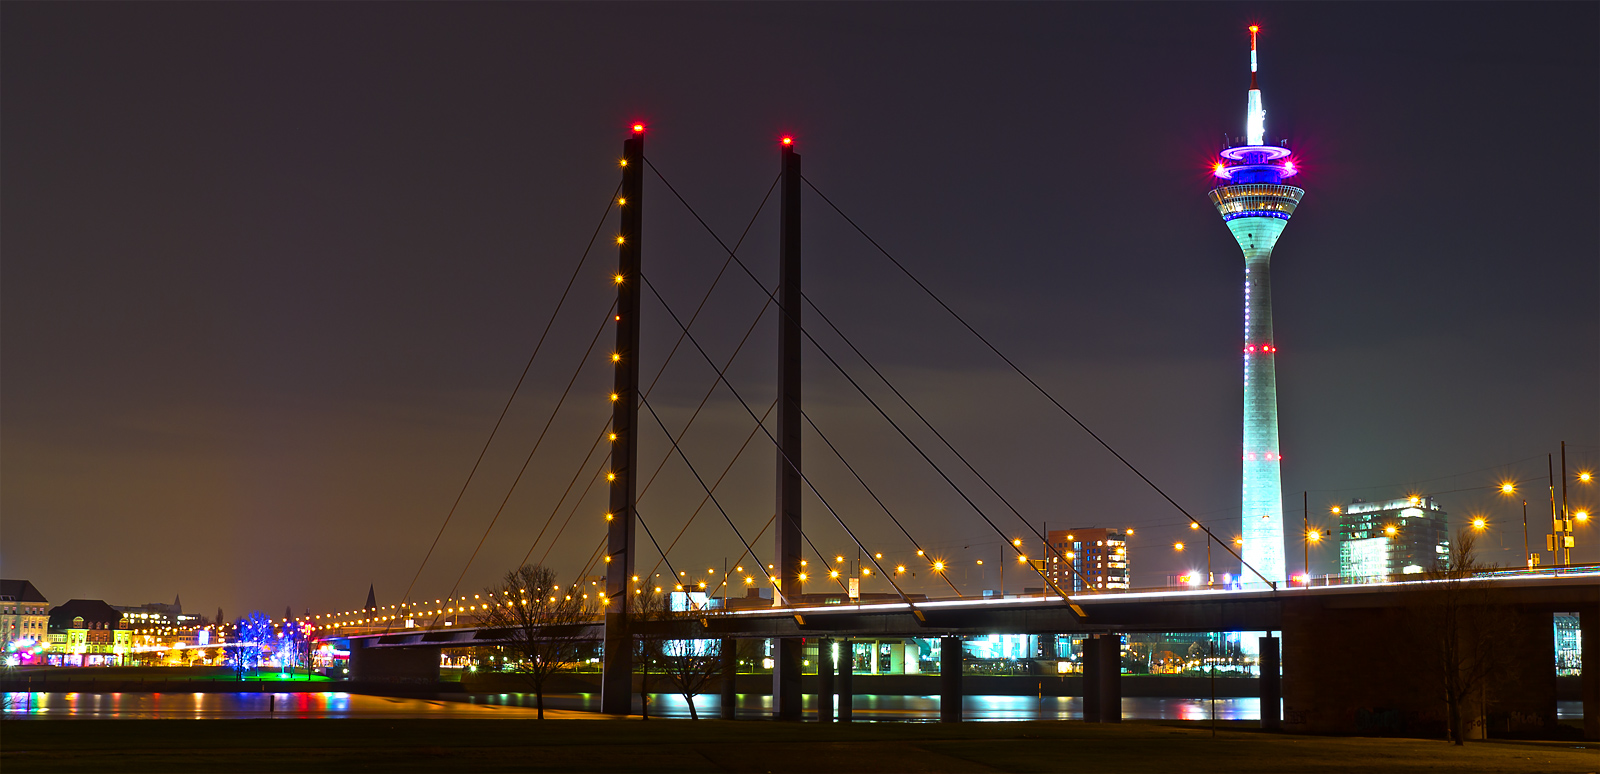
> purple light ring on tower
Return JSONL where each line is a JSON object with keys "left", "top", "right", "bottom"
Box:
{"left": 1220, "top": 145, "right": 1291, "bottom": 161}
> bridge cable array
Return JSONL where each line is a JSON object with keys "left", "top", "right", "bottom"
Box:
{"left": 802, "top": 176, "right": 1277, "bottom": 590}
{"left": 397, "top": 182, "right": 623, "bottom": 611}
{"left": 645, "top": 158, "right": 1095, "bottom": 601}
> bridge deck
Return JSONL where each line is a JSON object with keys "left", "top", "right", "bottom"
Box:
{"left": 340, "top": 568, "right": 1597, "bottom": 647}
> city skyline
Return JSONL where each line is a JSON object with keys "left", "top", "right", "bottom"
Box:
{"left": 3, "top": 4, "right": 1596, "bottom": 618}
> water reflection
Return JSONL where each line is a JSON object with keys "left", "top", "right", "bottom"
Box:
{"left": 4, "top": 692, "right": 1584, "bottom": 723}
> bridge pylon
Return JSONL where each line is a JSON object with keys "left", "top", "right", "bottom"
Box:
{"left": 772, "top": 137, "right": 804, "bottom": 720}
{"left": 601, "top": 126, "right": 644, "bottom": 716}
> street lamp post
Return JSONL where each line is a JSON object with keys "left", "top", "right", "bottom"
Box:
{"left": 1521, "top": 500, "right": 1530, "bottom": 568}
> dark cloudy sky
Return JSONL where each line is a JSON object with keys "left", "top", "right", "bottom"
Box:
{"left": 4, "top": 2, "right": 1595, "bottom": 619}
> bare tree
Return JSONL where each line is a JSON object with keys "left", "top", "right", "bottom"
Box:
{"left": 629, "top": 588, "right": 725, "bottom": 719}
{"left": 655, "top": 636, "right": 724, "bottom": 720}
{"left": 631, "top": 588, "right": 667, "bottom": 720}
{"left": 477, "top": 565, "right": 596, "bottom": 719}
{"left": 1415, "top": 530, "right": 1502, "bottom": 745}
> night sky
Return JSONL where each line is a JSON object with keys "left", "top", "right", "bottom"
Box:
{"left": 4, "top": 3, "right": 1596, "bottom": 620}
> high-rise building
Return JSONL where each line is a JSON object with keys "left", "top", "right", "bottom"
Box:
{"left": 1209, "top": 26, "right": 1304, "bottom": 586}
{"left": 1044, "top": 529, "right": 1130, "bottom": 593}
{"left": 1337, "top": 496, "right": 1451, "bottom": 581}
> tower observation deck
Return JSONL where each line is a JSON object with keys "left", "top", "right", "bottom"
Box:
{"left": 1209, "top": 26, "right": 1303, "bottom": 586}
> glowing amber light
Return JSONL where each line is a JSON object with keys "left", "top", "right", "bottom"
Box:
{"left": 1190, "top": 522, "right": 1200, "bottom": 530}
{"left": 1575, "top": 510, "right": 1590, "bottom": 522}
{"left": 895, "top": 565, "right": 906, "bottom": 573}
{"left": 1384, "top": 525, "right": 1398, "bottom": 537}
{"left": 829, "top": 570, "right": 839, "bottom": 578}
{"left": 932, "top": 561, "right": 945, "bottom": 572}
{"left": 611, "top": 353, "right": 621, "bottom": 362}
{"left": 1017, "top": 555, "right": 1028, "bottom": 563}
{"left": 1471, "top": 517, "right": 1486, "bottom": 530}
{"left": 619, "top": 159, "right": 627, "bottom": 167}
{"left": 797, "top": 573, "right": 808, "bottom": 582}
{"left": 604, "top": 513, "right": 614, "bottom": 521}
{"left": 613, "top": 274, "right": 625, "bottom": 284}
{"left": 1580, "top": 472, "right": 1593, "bottom": 483}
{"left": 606, "top": 472, "right": 617, "bottom": 481}
{"left": 609, "top": 393, "right": 619, "bottom": 401}
{"left": 609, "top": 433, "right": 618, "bottom": 441}
{"left": 615, "top": 235, "right": 626, "bottom": 245}
{"left": 617, "top": 197, "right": 626, "bottom": 206}
{"left": 1331, "top": 506, "right": 1342, "bottom": 514}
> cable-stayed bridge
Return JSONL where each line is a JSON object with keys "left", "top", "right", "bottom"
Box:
{"left": 305, "top": 128, "right": 1597, "bottom": 738}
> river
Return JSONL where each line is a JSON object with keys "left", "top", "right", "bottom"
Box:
{"left": 2, "top": 692, "right": 1587, "bottom": 722}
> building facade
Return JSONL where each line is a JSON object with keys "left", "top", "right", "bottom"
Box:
{"left": 1045, "top": 529, "right": 1130, "bottom": 592}
{"left": 1, "top": 579, "right": 51, "bottom": 649}
{"left": 1337, "top": 496, "right": 1451, "bottom": 581}
{"left": 47, "top": 599, "right": 132, "bottom": 665}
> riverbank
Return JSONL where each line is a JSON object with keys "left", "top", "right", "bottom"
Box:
{"left": 4, "top": 718, "right": 1594, "bottom": 773}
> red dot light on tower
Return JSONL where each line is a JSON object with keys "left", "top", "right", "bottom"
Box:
{"left": 781, "top": 136, "right": 793, "bottom": 146}
{"left": 632, "top": 123, "right": 645, "bottom": 133}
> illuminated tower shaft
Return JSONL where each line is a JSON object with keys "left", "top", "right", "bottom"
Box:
{"left": 1210, "top": 26, "right": 1302, "bottom": 585}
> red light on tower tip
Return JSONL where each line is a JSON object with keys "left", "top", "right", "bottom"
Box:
{"left": 1249, "top": 25, "right": 1259, "bottom": 33}
{"left": 781, "top": 136, "right": 793, "bottom": 146}
{"left": 631, "top": 123, "right": 645, "bottom": 133}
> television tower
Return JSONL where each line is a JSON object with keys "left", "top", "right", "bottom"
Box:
{"left": 1209, "top": 25, "right": 1303, "bottom": 585}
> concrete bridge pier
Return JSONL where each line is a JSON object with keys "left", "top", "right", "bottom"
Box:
{"left": 818, "top": 636, "right": 835, "bottom": 723}
{"left": 1096, "top": 634, "right": 1122, "bottom": 723}
{"left": 1260, "top": 635, "right": 1281, "bottom": 730}
{"left": 720, "top": 637, "right": 737, "bottom": 720}
{"left": 1082, "top": 635, "right": 1101, "bottom": 723}
{"left": 838, "top": 639, "right": 853, "bottom": 722}
{"left": 940, "top": 636, "right": 963, "bottom": 722}
{"left": 348, "top": 642, "right": 440, "bottom": 684}
{"left": 1584, "top": 608, "right": 1599, "bottom": 741}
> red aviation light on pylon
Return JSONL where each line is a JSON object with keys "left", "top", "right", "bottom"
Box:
{"left": 632, "top": 123, "right": 645, "bottom": 133}
{"left": 781, "top": 136, "right": 794, "bottom": 146}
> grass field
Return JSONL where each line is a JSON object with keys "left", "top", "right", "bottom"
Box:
{"left": 3, "top": 718, "right": 1596, "bottom": 773}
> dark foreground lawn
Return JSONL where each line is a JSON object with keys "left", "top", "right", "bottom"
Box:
{"left": 3, "top": 718, "right": 1596, "bottom": 773}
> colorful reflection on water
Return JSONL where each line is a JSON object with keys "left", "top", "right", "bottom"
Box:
{"left": 3, "top": 692, "right": 1584, "bottom": 723}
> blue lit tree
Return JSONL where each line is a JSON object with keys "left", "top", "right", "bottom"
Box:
{"left": 234, "top": 611, "right": 274, "bottom": 678}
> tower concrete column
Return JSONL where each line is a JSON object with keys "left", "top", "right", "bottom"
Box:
{"left": 1209, "top": 27, "right": 1303, "bottom": 588}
